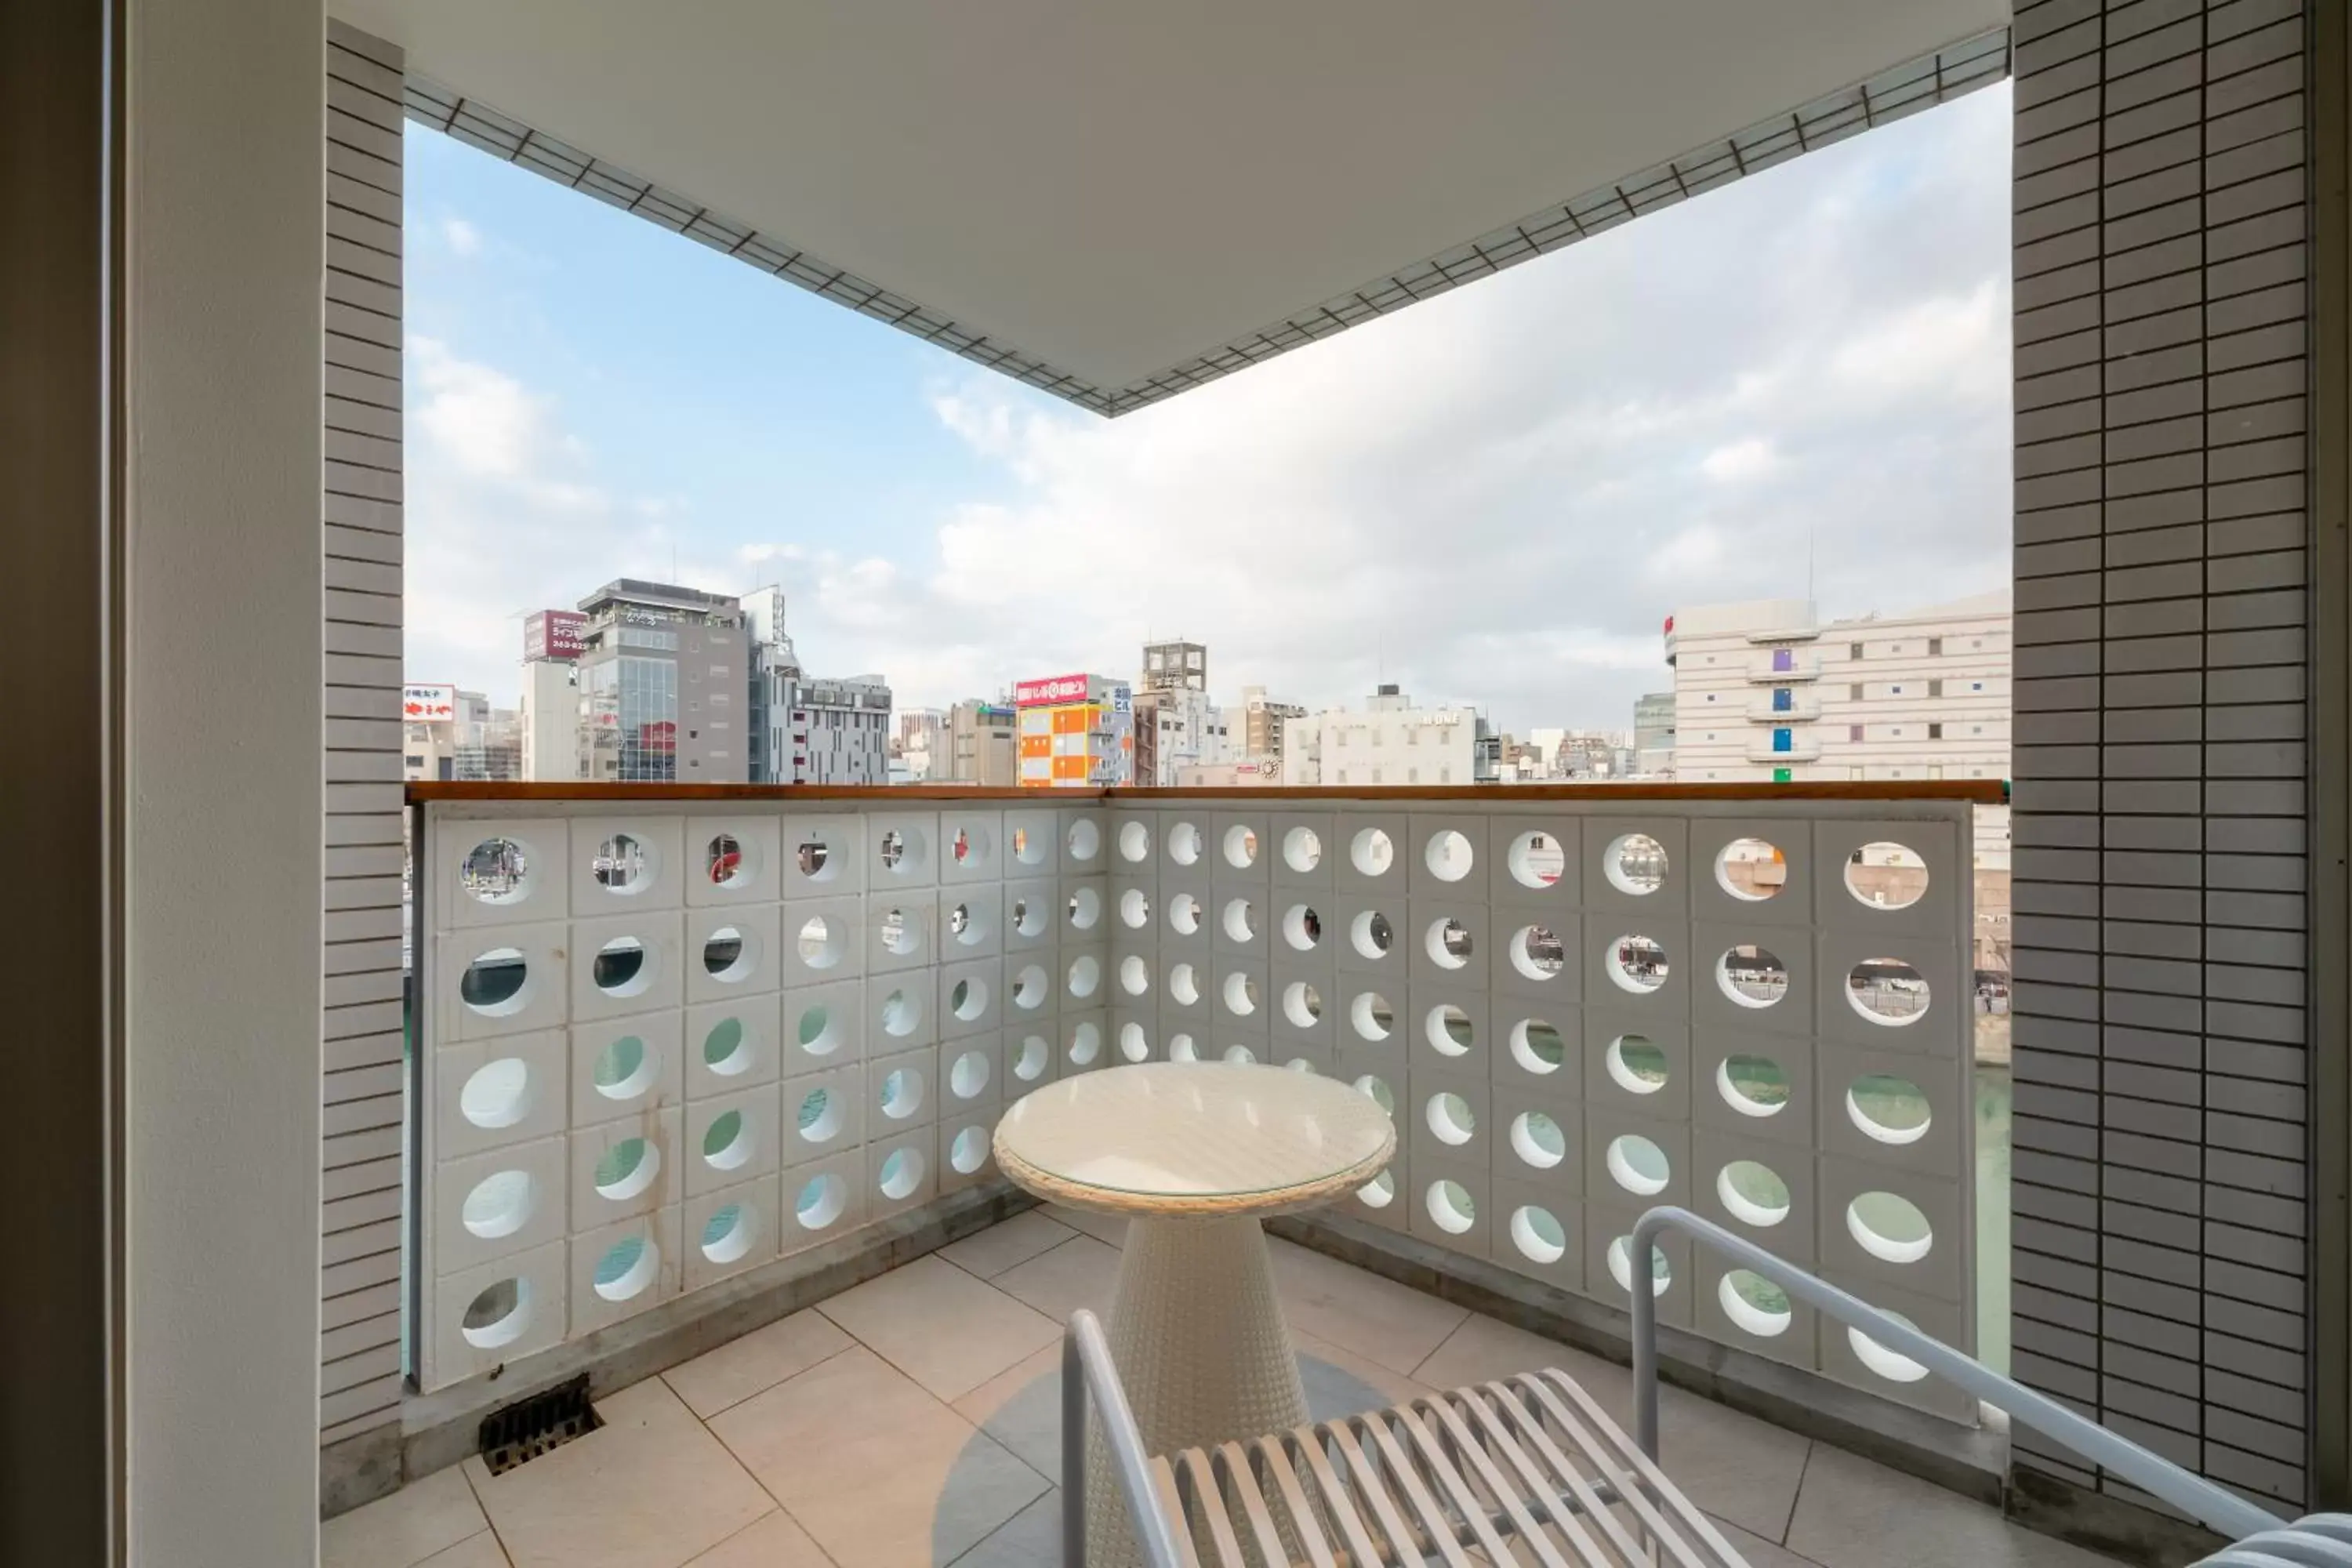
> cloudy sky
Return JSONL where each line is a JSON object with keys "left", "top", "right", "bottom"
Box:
{"left": 403, "top": 83, "right": 2011, "bottom": 735}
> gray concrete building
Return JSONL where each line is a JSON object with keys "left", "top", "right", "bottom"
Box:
{"left": 575, "top": 578, "right": 753, "bottom": 783}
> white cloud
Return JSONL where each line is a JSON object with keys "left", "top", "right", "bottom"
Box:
{"left": 408, "top": 85, "right": 2013, "bottom": 733}
{"left": 441, "top": 216, "right": 481, "bottom": 256}
{"left": 1699, "top": 439, "right": 1779, "bottom": 484}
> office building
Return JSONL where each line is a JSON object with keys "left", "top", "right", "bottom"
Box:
{"left": 1015, "top": 671, "right": 1134, "bottom": 788}
{"left": 1633, "top": 691, "right": 1675, "bottom": 776}
{"left": 948, "top": 699, "right": 1018, "bottom": 786}
{"left": 1312, "top": 684, "right": 1488, "bottom": 788}
{"left": 739, "top": 583, "right": 894, "bottom": 785}
{"left": 575, "top": 578, "right": 753, "bottom": 782}
{"left": 401, "top": 685, "right": 520, "bottom": 782}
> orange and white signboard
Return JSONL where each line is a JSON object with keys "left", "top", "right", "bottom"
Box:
{"left": 403, "top": 682, "right": 457, "bottom": 723}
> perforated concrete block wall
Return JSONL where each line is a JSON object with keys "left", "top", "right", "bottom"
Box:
{"left": 417, "top": 797, "right": 1974, "bottom": 1419}
{"left": 2010, "top": 0, "right": 2313, "bottom": 1514}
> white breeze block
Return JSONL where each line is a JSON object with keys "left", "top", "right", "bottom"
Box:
{"left": 1688, "top": 817, "right": 1814, "bottom": 930}
{"left": 937, "top": 1116, "right": 999, "bottom": 1193}
{"left": 684, "top": 1173, "right": 782, "bottom": 1291}
{"left": 868, "top": 1044, "right": 938, "bottom": 1134}
{"left": 938, "top": 808, "right": 1005, "bottom": 885}
{"left": 1406, "top": 984, "right": 1486, "bottom": 1075}
{"left": 570, "top": 910, "right": 685, "bottom": 1025}
{"left": 1491, "top": 909, "right": 1581, "bottom": 1007}
{"left": 683, "top": 814, "right": 784, "bottom": 907}
{"left": 940, "top": 956, "right": 1006, "bottom": 1040}
{"left": 1407, "top": 814, "right": 1485, "bottom": 896}
{"left": 1408, "top": 1145, "right": 1494, "bottom": 1260}
{"left": 779, "top": 1149, "right": 868, "bottom": 1257}
{"left": 1580, "top": 1010, "right": 1689, "bottom": 1123}
{"left": 780, "top": 980, "right": 862, "bottom": 1073}
{"left": 430, "top": 1241, "right": 565, "bottom": 1387}
{"left": 684, "top": 1081, "right": 782, "bottom": 1198}
{"left": 1579, "top": 817, "right": 1689, "bottom": 918}
{"left": 684, "top": 993, "right": 782, "bottom": 1100}
{"left": 866, "top": 968, "right": 938, "bottom": 1053}
{"left": 1211, "top": 885, "right": 1270, "bottom": 960}
{"left": 568, "top": 1106, "right": 682, "bottom": 1231}
{"left": 1815, "top": 926, "right": 1964, "bottom": 1059}
{"left": 1583, "top": 1106, "right": 1690, "bottom": 1211}
{"left": 567, "top": 1012, "right": 684, "bottom": 1129}
{"left": 1063, "top": 1011, "right": 1109, "bottom": 1074}
{"left": 1689, "top": 920, "right": 1814, "bottom": 1042}
{"left": 1269, "top": 812, "right": 1337, "bottom": 891}
{"left": 1212, "top": 811, "right": 1272, "bottom": 884}
{"left": 1488, "top": 1006, "right": 1579, "bottom": 1093}
{"left": 941, "top": 881, "right": 1004, "bottom": 959}
{"left": 1004, "top": 1027, "right": 1058, "bottom": 1092}
{"left": 1693, "top": 1025, "right": 1817, "bottom": 1151}
{"left": 938, "top": 1033, "right": 1004, "bottom": 1112}
{"left": 439, "top": 816, "right": 572, "bottom": 930}
{"left": 434, "top": 1135, "right": 569, "bottom": 1278}
{"left": 1488, "top": 1080, "right": 1583, "bottom": 1195}
{"left": 684, "top": 900, "right": 782, "bottom": 1004}
{"left": 1002, "top": 878, "right": 1059, "bottom": 952}
{"left": 1581, "top": 918, "right": 1690, "bottom": 1020}
{"left": 780, "top": 814, "right": 866, "bottom": 898}
{"left": 869, "top": 810, "right": 941, "bottom": 888}
{"left": 1158, "top": 811, "right": 1212, "bottom": 877}
{"left": 439, "top": 923, "right": 569, "bottom": 1043}
{"left": 1486, "top": 815, "right": 1580, "bottom": 913}
{"left": 782, "top": 895, "right": 866, "bottom": 985}
{"left": 1330, "top": 811, "right": 1410, "bottom": 895}
{"left": 782, "top": 1063, "right": 865, "bottom": 1163}
{"left": 1002, "top": 808, "right": 1059, "bottom": 878}
{"left": 1690, "top": 1123, "right": 1819, "bottom": 1266}
{"left": 1061, "top": 806, "right": 1109, "bottom": 874}
{"left": 1410, "top": 897, "right": 1491, "bottom": 991}
{"left": 868, "top": 1126, "right": 939, "bottom": 1219}
{"left": 1810, "top": 818, "right": 1962, "bottom": 941}
{"left": 569, "top": 815, "right": 684, "bottom": 916}
{"left": 1695, "top": 1250, "right": 1820, "bottom": 1373}
{"left": 436, "top": 1030, "right": 569, "bottom": 1161}
{"left": 1064, "top": 877, "right": 1112, "bottom": 944}
{"left": 1816, "top": 1268, "right": 1974, "bottom": 1423}
{"left": 1109, "top": 811, "right": 1158, "bottom": 873}
{"left": 1587, "top": 1198, "right": 1694, "bottom": 1330}
{"left": 567, "top": 1204, "right": 682, "bottom": 1336}
{"left": 866, "top": 890, "right": 938, "bottom": 975}
{"left": 1488, "top": 1179, "right": 1584, "bottom": 1294}
{"left": 1813, "top": 1040, "right": 1969, "bottom": 1178}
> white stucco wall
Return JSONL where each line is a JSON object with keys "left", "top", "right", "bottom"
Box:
{"left": 126, "top": 0, "right": 324, "bottom": 1559}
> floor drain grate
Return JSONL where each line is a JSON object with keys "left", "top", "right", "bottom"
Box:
{"left": 478, "top": 1374, "right": 603, "bottom": 1476}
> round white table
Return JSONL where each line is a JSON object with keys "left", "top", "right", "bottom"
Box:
{"left": 994, "top": 1062, "right": 1397, "bottom": 1568}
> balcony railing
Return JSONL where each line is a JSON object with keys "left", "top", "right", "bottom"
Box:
{"left": 1746, "top": 652, "right": 1821, "bottom": 683}
{"left": 1745, "top": 693, "right": 1822, "bottom": 722}
{"left": 408, "top": 778, "right": 1993, "bottom": 1443}
{"left": 1746, "top": 735, "right": 1824, "bottom": 764}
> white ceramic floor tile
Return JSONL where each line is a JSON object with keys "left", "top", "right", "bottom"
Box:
{"left": 1786, "top": 1444, "right": 2124, "bottom": 1568}
{"left": 949, "top": 1344, "right": 1063, "bottom": 1483}
{"left": 1295, "top": 1329, "right": 1436, "bottom": 1420}
{"left": 945, "top": 1489, "right": 1062, "bottom": 1567}
{"left": 662, "top": 1308, "right": 855, "bottom": 1419}
{"left": 938, "top": 1210, "right": 1076, "bottom": 1279}
{"left": 1039, "top": 1203, "right": 1127, "bottom": 1247}
{"left": 710, "top": 1345, "right": 1049, "bottom": 1568}
{"left": 817, "top": 1254, "right": 1060, "bottom": 1400}
{"left": 988, "top": 1236, "right": 1120, "bottom": 1324}
{"left": 416, "top": 1534, "right": 514, "bottom": 1568}
{"left": 1267, "top": 1236, "right": 1468, "bottom": 1374}
{"left": 1410, "top": 1311, "right": 1625, "bottom": 1396}
{"left": 462, "top": 1379, "right": 775, "bottom": 1568}
{"left": 322, "top": 1465, "right": 489, "bottom": 1568}
{"left": 681, "top": 1508, "right": 836, "bottom": 1567}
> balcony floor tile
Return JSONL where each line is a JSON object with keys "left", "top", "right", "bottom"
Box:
{"left": 987, "top": 1233, "right": 1120, "bottom": 1323}
{"left": 936, "top": 1207, "right": 1076, "bottom": 1278}
{"left": 708, "top": 1343, "right": 1049, "bottom": 1568}
{"left": 461, "top": 1378, "right": 775, "bottom": 1568}
{"left": 660, "top": 1307, "right": 855, "bottom": 1420}
{"left": 1269, "top": 1233, "right": 1470, "bottom": 1374}
{"left": 322, "top": 1465, "right": 488, "bottom": 1568}
{"left": 815, "top": 1254, "right": 1061, "bottom": 1401}
{"left": 1787, "top": 1444, "right": 2121, "bottom": 1568}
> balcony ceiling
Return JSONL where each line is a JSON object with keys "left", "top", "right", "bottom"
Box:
{"left": 333, "top": 0, "right": 2005, "bottom": 411}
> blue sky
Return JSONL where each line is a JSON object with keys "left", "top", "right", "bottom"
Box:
{"left": 402, "top": 85, "right": 2011, "bottom": 733}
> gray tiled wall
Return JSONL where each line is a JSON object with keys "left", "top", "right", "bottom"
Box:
{"left": 2010, "top": 0, "right": 2310, "bottom": 1515}
{"left": 319, "top": 19, "right": 407, "bottom": 1447}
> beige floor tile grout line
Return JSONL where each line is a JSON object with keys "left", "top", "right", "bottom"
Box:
{"left": 660, "top": 1333, "right": 864, "bottom": 1424}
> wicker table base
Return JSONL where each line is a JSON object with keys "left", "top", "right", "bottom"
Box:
{"left": 1087, "top": 1215, "right": 1308, "bottom": 1568}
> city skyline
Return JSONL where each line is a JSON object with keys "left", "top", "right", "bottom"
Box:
{"left": 404, "top": 85, "right": 2009, "bottom": 734}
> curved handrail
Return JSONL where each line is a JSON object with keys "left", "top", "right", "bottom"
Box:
{"left": 1063, "top": 1308, "right": 1187, "bottom": 1568}
{"left": 1628, "top": 1205, "right": 2285, "bottom": 1546}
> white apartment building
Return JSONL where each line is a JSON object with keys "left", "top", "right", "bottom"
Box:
{"left": 1665, "top": 593, "right": 2010, "bottom": 781}
{"left": 770, "top": 670, "right": 893, "bottom": 784}
{"left": 1141, "top": 685, "right": 1230, "bottom": 786}
{"left": 518, "top": 658, "right": 582, "bottom": 782}
{"left": 1312, "top": 684, "right": 1486, "bottom": 788}
{"left": 1664, "top": 592, "right": 2012, "bottom": 870}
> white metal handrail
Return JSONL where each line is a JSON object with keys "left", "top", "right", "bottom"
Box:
{"left": 1064, "top": 1308, "right": 1188, "bottom": 1568}
{"left": 1627, "top": 1205, "right": 2287, "bottom": 1547}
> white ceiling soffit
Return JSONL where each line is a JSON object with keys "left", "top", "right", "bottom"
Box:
{"left": 341, "top": 2, "right": 2010, "bottom": 418}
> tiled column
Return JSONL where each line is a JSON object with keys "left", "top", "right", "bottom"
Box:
{"left": 319, "top": 20, "right": 408, "bottom": 1454}
{"left": 2010, "top": 0, "right": 2313, "bottom": 1521}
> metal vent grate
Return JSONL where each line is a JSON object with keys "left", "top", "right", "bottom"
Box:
{"left": 478, "top": 1374, "right": 603, "bottom": 1476}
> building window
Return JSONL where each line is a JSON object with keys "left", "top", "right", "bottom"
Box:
{"left": 1771, "top": 648, "right": 1794, "bottom": 673}
{"left": 1850, "top": 684, "right": 1864, "bottom": 701}
{"left": 1771, "top": 728, "right": 1793, "bottom": 753}
{"left": 1706, "top": 693, "right": 1718, "bottom": 702}
{"left": 1927, "top": 680, "right": 1943, "bottom": 697}
{"left": 1927, "top": 637, "right": 1943, "bottom": 655}
{"left": 1929, "top": 723, "right": 1944, "bottom": 739}
{"left": 1439, "top": 766, "right": 1451, "bottom": 783}
{"left": 1889, "top": 684, "right": 1904, "bottom": 695}
{"left": 1771, "top": 688, "right": 1791, "bottom": 713}
{"left": 1969, "top": 681, "right": 1984, "bottom": 692}
{"left": 1890, "top": 728, "right": 1904, "bottom": 738}
{"left": 1849, "top": 724, "right": 1864, "bottom": 742}
{"left": 1972, "top": 725, "right": 1984, "bottom": 735}
{"left": 1849, "top": 642, "right": 1864, "bottom": 659}
{"left": 1409, "top": 768, "right": 1420, "bottom": 783}
{"left": 1372, "top": 768, "right": 1384, "bottom": 784}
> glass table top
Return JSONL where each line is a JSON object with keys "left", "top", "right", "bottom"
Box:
{"left": 993, "top": 1062, "right": 1397, "bottom": 1216}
